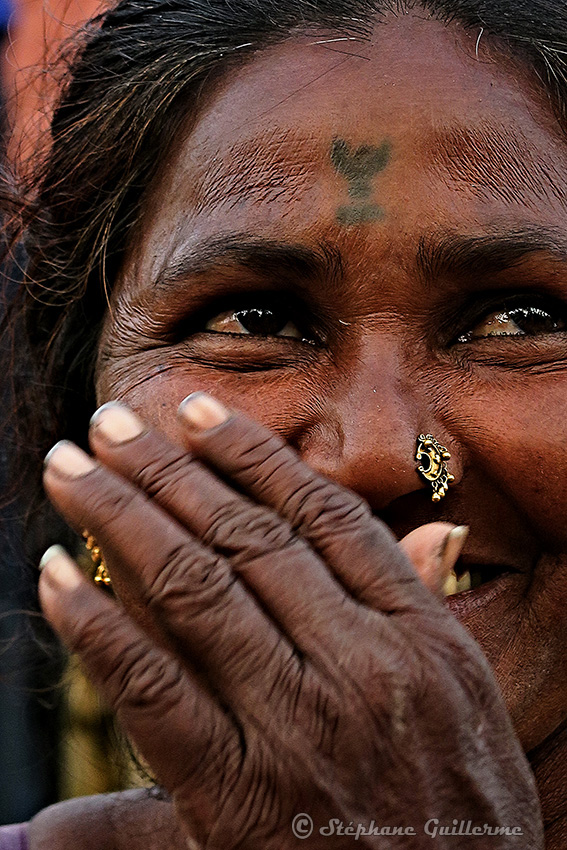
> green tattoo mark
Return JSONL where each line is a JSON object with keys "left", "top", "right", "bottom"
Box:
{"left": 331, "top": 139, "right": 391, "bottom": 225}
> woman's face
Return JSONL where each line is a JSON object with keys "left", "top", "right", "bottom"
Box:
{"left": 96, "top": 12, "right": 567, "bottom": 753}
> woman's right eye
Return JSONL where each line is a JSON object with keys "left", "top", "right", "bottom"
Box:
{"left": 204, "top": 305, "right": 303, "bottom": 339}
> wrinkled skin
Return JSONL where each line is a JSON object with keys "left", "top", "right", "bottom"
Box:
{"left": 36, "top": 10, "right": 567, "bottom": 850}
{"left": 41, "top": 401, "right": 541, "bottom": 847}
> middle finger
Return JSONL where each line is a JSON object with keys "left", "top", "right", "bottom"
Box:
{"left": 43, "top": 440, "right": 305, "bottom": 716}
{"left": 87, "top": 402, "right": 364, "bottom": 653}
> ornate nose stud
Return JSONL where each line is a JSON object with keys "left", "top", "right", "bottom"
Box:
{"left": 415, "top": 434, "right": 455, "bottom": 502}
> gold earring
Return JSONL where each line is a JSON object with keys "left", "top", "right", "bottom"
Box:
{"left": 416, "top": 434, "right": 455, "bottom": 502}
{"left": 82, "top": 531, "right": 112, "bottom": 587}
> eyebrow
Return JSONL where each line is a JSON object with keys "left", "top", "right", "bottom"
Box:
{"left": 416, "top": 227, "right": 567, "bottom": 283}
{"left": 422, "top": 122, "right": 567, "bottom": 210}
{"left": 158, "top": 227, "right": 567, "bottom": 296}
{"left": 156, "top": 234, "right": 344, "bottom": 293}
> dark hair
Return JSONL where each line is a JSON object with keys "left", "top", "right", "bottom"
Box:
{"left": 3, "top": 0, "right": 567, "bottom": 541}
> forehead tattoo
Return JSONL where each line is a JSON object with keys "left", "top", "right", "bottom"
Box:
{"left": 331, "top": 138, "right": 392, "bottom": 225}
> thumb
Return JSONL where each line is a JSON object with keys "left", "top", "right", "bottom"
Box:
{"left": 398, "top": 523, "right": 469, "bottom": 598}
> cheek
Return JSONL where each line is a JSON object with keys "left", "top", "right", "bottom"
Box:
{"left": 450, "top": 379, "right": 567, "bottom": 747}
{"left": 461, "top": 378, "right": 567, "bottom": 547}
{"left": 95, "top": 350, "right": 319, "bottom": 444}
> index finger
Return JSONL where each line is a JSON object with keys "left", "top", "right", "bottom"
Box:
{"left": 178, "top": 393, "right": 435, "bottom": 612}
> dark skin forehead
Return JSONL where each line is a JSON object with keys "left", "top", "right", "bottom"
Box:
{"left": 181, "top": 128, "right": 567, "bottom": 237}
{"left": 129, "top": 13, "right": 567, "bottom": 288}
{"left": 422, "top": 122, "right": 567, "bottom": 210}
{"left": 188, "top": 122, "right": 567, "bottom": 218}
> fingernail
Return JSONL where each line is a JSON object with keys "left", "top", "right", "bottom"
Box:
{"left": 44, "top": 441, "right": 97, "bottom": 478}
{"left": 39, "top": 545, "right": 82, "bottom": 590}
{"left": 90, "top": 402, "right": 145, "bottom": 444}
{"left": 179, "top": 392, "right": 230, "bottom": 431}
{"left": 440, "top": 525, "right": 469, "bottom": 573}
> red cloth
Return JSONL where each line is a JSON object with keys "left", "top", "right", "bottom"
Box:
{"left": 2, "top": 0, "right": 107, "bottom": 161}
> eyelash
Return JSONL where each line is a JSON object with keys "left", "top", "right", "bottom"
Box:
{"left": 450, "top": 292, "right": 567, "bottom": 344}
{"left": 194, "top": 290, "right": 567, "bottom": 346}
{"left": 174, "top": 292, "right": 326, "bottom": 346}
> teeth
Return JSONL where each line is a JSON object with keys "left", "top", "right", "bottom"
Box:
{"left": 443, "top": 569, "right": 472, "bottom": 597}
{"left": 456, "top": 571, "right": 472, "bottom": 593}
{"left": 443, "top": 571, "right": 458, "bottom": 597}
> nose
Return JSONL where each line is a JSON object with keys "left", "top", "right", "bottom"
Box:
{"left": 291, "top": 344, "right": 462, "bottom": 512}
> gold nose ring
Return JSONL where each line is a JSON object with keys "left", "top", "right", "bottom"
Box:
{"left": 416, "top": 434, "right": 455, "bottom": 502}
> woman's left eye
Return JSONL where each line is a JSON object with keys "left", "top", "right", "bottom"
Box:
{"left": 458, "top": 302, "right": 567, "bottom": 342}
{"left": 205, "top": 306, "right": 303, "bottom": 339}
